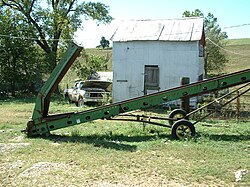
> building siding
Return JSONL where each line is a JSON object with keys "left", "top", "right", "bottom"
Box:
{"left": 112, "top": 41, "right": 204, "bottom": 102}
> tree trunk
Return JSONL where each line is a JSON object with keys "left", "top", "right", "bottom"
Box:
{"left": 48, "top": 45, "right": 60, "bottom": 94}
{"left": 10, "top": 81, "right": 15, "bottom": 96}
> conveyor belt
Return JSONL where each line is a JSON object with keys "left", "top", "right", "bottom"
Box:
{"left": 26, "top": 68, "right": 250, "bottom": 136}
{"left": 24, "top": 42, "right": 250, "bottom": 137}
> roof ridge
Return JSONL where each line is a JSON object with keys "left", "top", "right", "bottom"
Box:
{"left": 119, "top": 17, "right": 204, "bottom": 22}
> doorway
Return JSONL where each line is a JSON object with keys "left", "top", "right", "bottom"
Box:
{"left": 144, "top": 65, "right": 159, "bottom": 95}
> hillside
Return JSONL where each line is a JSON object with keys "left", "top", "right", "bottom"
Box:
{"left": 224, "top": 38, "right": 250, "bottom": 73}
{"left": 85, "top": 48, "right": 112, "bottom": 71}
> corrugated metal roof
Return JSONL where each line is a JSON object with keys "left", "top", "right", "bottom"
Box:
{"left": 111, "top": 17, "right": 204, "bottom": 42}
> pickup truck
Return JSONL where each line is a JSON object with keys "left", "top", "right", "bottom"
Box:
{"left": 64, "top": 79, "right": 112, "bottom": 107}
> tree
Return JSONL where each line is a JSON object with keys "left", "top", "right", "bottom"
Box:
{"left": 100, "top": 36, "right": 110, "bottom": 49}
{"left": 72, "top": 51, "right": 110, "bottom": 79}
{"left": 183, "top": 9, "right": 228, "bottom": 76}
{"left": 0, "top": 8, "right": 43, "bottom": 96}
{"left": 0, "top": 0, "right": 113, "bottom": 73}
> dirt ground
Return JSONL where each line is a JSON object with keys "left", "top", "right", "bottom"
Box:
{"left": 0, "top": 142, "right": 229, "bottom": 187}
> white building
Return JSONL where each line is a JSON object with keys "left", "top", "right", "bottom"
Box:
{"left": 111, "top": 17, "right": 205, "bottom": 103}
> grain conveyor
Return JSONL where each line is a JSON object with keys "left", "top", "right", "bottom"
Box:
{"left": 23, "top": 42, "right": 250, "bottom": 139}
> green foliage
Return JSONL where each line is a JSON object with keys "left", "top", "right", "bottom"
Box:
{"left": 183, "top": 9, "right": 228, "bottom": 76}
{"left": 99, "top": 36, "right": 110, "bottom": 49}
{"left": 183, "top": 9, "right": 204, "bottom": 17}
{"left": 0, "top": 0, "right": 113, "bottom": 72}
{"left": 72, "top": 51, "right": 110, "bottom": 79}
{"left": 0, "top": 8, "right": 44, "bottom": 95}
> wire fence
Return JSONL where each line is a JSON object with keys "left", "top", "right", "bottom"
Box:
{"left": 191, "top": 93, "right": 250, "bottom": 120}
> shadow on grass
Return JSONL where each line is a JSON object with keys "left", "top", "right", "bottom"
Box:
{"left": 0, "top": 97, "right": 36, "bottom": 104}
{"left": 0, "top": 95, "right": 67, "bottom": 104}
{"left": 196, "top": 132, "right": 250, "bottom": 142}
{"left": 40, "top": 133, "right": 170, "bottom": 152}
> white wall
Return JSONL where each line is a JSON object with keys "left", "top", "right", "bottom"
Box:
{"left": 112, "top": 41, "right": 204, "bottom": 103}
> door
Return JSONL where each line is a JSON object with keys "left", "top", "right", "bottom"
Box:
{"left": 144, "top": 65, "right": 159, "bottom": 95}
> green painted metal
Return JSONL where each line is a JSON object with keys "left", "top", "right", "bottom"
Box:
{"left": 26, "top": 42, "right": 83, "bottom": 136}
{"left": 24, "top": 42, "right": 250, "bottom": 136}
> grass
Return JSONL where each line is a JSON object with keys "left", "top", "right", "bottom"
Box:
{"left": 0, "top": 38, "right": 249, "bottom": 186}
{"left": 0, "top": 99, "right": 249, "bottom": 186}
{"left": 222, "top": 38, "right": 250, "bottom": 109}
{"left": 226, "top": 38, "right": 250, "bottom": 46}
{"left": 225, "top": 37, "right": 250, "bottom": 70}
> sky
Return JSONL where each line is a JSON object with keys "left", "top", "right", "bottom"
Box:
{"left": 74, "top": 0, "right": 250, "bottom": 48}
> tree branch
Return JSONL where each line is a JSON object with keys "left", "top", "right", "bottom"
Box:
{"left": 1, "top": 0, "right": 21, "bottom": 9}
{"left": 1, "top": 0, "right": 51, "bottom": 54}
{"left": 66, "top": 0, "right": 76, "bottom": 14}
{"left": 26, "top": 14, "right": 51, "bottom": 53}
{"left": 28, "top": 0, "right": 35, "bottom": 14}
{"left": 35, "top": 39, "right": 50, "bottom": 53}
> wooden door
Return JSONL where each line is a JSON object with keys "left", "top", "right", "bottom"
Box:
{"left": 144, "top": 65, "right": 159, "bottom": 95}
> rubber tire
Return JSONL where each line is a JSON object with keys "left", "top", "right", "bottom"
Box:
{"left": 65, "top": 95, "right": 72, "bottom": 103}
{"left": 168, "top": 109, "right": 188, "bottom": 126}
{"left": 76, "top": 97, "right": 84, "bottom": 107}
{"left": 171, "top": 119, "right": 195, "bottom": 140}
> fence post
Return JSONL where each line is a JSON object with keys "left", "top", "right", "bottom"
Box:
{"left": 181, "top": 77, "right": 190, "bottom": 113}
{"left": 236, "top": 91, "right": 240, "bottom": 121}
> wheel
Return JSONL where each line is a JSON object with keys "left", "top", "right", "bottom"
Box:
{"left": 64, "top": 95, "right": 72, "bottom": 103}
{"left": 168, "top": 109, "right": 188, "bottom": 126}
{"left": 171, "top": 119, "right": 195, "bottom": 140}
{"left": 76, "top": 97, "right": 84, "bottom": 107}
